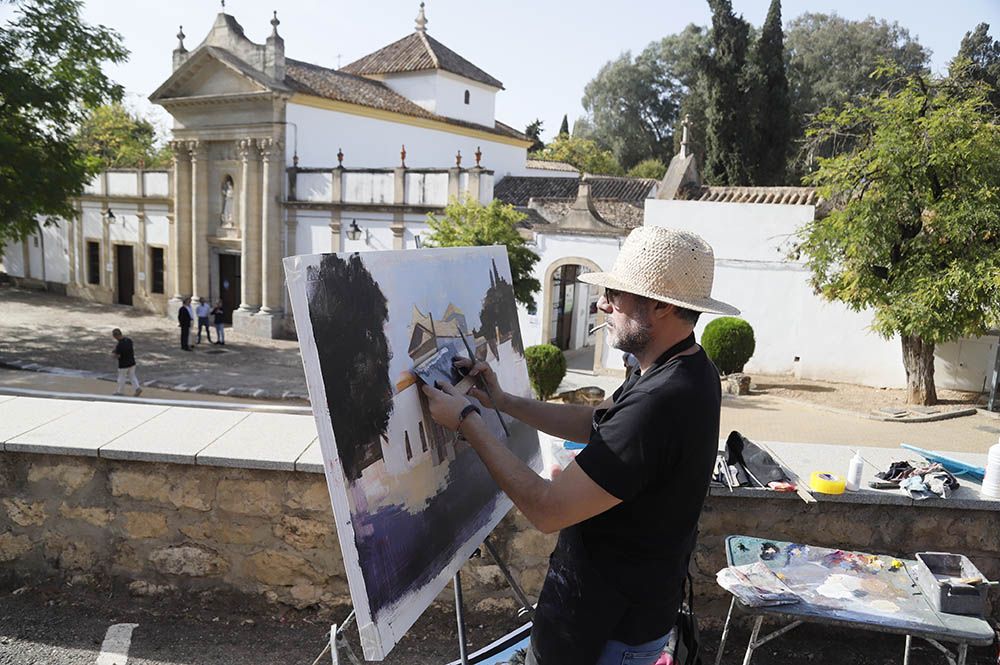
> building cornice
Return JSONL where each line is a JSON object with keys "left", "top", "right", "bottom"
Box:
{"left": 156, "top": 90, "right": 286, "bottom": 109}
{"left": 288, "top": 93, "right": 533, "bottom": 149}
{"left": 282, "top": 200, "right": 443, "bottom": 215}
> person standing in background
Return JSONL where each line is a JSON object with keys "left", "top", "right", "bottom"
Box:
{"left": 195, "top": 297, "right": 213, "bottom": 344}
{"left": 211, "top": 300, "right": 226, "bottom": 345}
{"left": 111, "top": 328, "right": 141, "bottom": 396}
{"left": 178, "top": 297, "right": 194, "bottom": 351}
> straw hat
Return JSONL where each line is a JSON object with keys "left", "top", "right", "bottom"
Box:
{"left": 578, "top": 226, "right": 740, "bottom": 316}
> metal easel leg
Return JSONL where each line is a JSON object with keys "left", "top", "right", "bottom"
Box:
{"left": 903, "top": 635, "right": 912, "bottom": 665}
{"left": 741, "top": 616, "right": 763, "bottom": 665}
{"left": 715, "top": 597, "right": 736, "bottom": 665}
{"left": 454, "top": 571, "right": 470, "bottom": 665}
{"left": 483, "top": 536, "right": 535, "bottom": 618}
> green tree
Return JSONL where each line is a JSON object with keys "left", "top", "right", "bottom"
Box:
{"left": 0, "top": 0, "right": 128, "bottom": 251}
{"left": 795, "top": 66, "right": 1000, "bottom": 405}
{"left": 75, "top": 103, "right": 171, "bottom": 169}
{"left": 531, "top": 134, "right": 624, "bottom": 175}
{"left": 785, "top": 13, "right": 929, "bottom": 173}
{"left": 581, "top": 51, "right": 676, "bottom": 169}
{"left": 524, "top": 119, "right": 545, "bottom": 153}
{"left": 558, "top": 114, "right": 570, "bottom": 137}
{"left": 425, "top": 197, "right": 541, "bottom": 311}
{"left": 703, "top": 0, "right": 753, "bottom": 185}
{"left": 582, "top": 26, "right": 708, "bottom": 171}
{"left": 627, "top": 158, "right": 667, "bottom": 179}
{"left": 949, "top": 23, "right": 1000, "bottom": 111}
{"left": 748, "top": 0, "right": 791, "bottom": 185}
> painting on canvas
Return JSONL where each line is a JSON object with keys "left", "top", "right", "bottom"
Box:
{"left": 284, "top": 247, "right": 541, "bottom": 660}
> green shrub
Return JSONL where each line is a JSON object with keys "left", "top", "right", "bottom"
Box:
{"left": 702, "top": 317, "right": 755, "bottom": 375}
{"left": 524, "top": 344, "right": 567, "bottom": 400}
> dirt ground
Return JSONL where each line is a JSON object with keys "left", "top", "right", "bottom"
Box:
{"left": 750, "top": 373, "right": 987, "bottom": 415}
{"left": 1, "top": 577, "right": 996, "bottom": 665}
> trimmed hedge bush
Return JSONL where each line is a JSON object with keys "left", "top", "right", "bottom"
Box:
{"left": 525, "top": 344, "right": 567, "bottom": 401}
{"left": 702, "top": 317, "right": 755, "bottom": 375}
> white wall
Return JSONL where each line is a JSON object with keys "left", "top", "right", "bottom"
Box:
{"left": 517, "top": 232, "right": 622, "bottom": 355}
{"left": 286, "top": 102, "right": 528, "bottom": 179}
{"left": 644, "top": 199, "right": 995, "bottom": 391}
{"left": 1, "top": 239, "right": 25, "bottom": 277}
{"left": 379, "top": 70, "right": 498, "bottom": 128}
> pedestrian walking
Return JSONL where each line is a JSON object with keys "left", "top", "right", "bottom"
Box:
{"left": 211, "top": 300, "right": 226, "bottom": 345}
{"left": 178, "top": 297, "right": 194, "bottom": 351}
{"left": 111, "top": 328, "right": 142, "bottom": 396}
{"left": 195, "top": 297, "right": 213, "bottom": 344}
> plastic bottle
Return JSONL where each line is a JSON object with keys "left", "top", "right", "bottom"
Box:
{"left": 845, "top": 450, "right": 864, "bottom": 491}
{"left": 981, "top": 438, "right": 1000, "bottom": 499}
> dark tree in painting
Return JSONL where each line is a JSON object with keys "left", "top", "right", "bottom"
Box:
{"left": 307, "top": 254, "right": 393, "bottom": 481}
{"left": 476, "top": 259, "right": 524, "bottom": 357}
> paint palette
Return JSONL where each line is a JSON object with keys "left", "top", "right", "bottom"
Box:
{"left": 724, "top": 536, "right": 994, "bottom": 642}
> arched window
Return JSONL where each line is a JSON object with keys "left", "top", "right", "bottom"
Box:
{"left": 464, "top": 90, "right": 470, "bottom": 105}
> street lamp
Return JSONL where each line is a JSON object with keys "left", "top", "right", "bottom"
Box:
{"left": 104, "top": 208, "right": 116, "bottom": 223}
{"left": 347, "top": 219, "right": 363, "bottom": 242}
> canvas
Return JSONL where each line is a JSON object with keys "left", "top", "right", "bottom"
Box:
{"left": 284, "top": 247, "right": 541, "bottom": 660}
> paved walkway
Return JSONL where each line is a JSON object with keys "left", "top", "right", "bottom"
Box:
{"left": 0, "top": 286, "right": 307, "bottom": 399}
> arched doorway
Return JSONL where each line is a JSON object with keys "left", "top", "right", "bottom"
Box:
{"left": 542, "top": 258, "right": 603, "bottom": 372}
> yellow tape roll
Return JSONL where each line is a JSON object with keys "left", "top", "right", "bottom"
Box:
{"left": 810, "top": 471, "right": 846, "bottom": 495}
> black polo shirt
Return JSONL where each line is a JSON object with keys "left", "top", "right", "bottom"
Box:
{"left": 529, "top": 333, "right": 721, "bottom": 662}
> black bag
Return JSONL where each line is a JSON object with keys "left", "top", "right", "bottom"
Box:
{"left": 725, "top": 431, "right": 791, "bottom": 487}
{"left": 674, "top": 573, "right": 702, "bottom": 665}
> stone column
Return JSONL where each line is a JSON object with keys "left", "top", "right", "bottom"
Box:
{"left": 447, "top": 167, "right": 461, "bottom": 201}
{"left": 391, "top": 212, "right": 405, "bottom": 250}
{"left": 468, "top": 166, "right": 484, "bottom": 203}
{"left": 258, "top": 137, "right": 284, "bottom": 318}
{"left": 285, "top": 209, "right": 297, "bottom": 259}
{"left": 169, "top": 141, "right": 192, "bottom": 301}
{"left": 137, "top": 211, "right": 147, "bottom": 298}
{"left": 330, "top": 213, "right": 342, "bottom": 253}
{"left": 75, "top": 200, "right": 85, "bottom": 288}
{"left": 189, "top": 140, "right": 210, "bottom": 302}
{"left": 237, "top": 138, "right": 261, "bottom": 313}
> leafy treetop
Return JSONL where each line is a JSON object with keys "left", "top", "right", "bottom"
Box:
{"left": 0, "top": 0, "right": 128, "bottom": 250}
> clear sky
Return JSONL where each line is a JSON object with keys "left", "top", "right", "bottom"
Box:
{"left": 6, "top": 1, "right": 999, "bottom": 144}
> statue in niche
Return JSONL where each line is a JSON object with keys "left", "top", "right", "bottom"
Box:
{"left": 220, "top": 175, "right": 234, "bottom": 226}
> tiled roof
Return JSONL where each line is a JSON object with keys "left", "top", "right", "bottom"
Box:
{"left": 525, "top": 159, "right": 578, "bottom": 173}
{"left": 341, "top": 32, "right": 503, "bottom": 89}
{"left": 494, "top": 176, "right": 657, "bottom": 207}
{"left": 286, "top": 58, "right": 434, "bottom": 118}
{"left": 284, "top": 58, "right": 525, "bottom": 142}
{"left": 679, "top": 185, "right": 819, "bottom": 205}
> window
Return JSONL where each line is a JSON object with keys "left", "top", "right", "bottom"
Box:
{"left": 418, "top": 422, "right": 428, "bottom": 452}
{"left": 86, "top": 241, "right": 100, "bottom": 285}
{"left": 404, "top": 432, "right": 413, "bottom": 460}
{"left": 150, "top": 247, "right": 164, "bottom": 294}
{"left": 464, "top": 90, "right": 470, "bottom": 105}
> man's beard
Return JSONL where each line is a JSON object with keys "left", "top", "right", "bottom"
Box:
{"left": 608, "top": 313, "right": 652, "bottom": 355}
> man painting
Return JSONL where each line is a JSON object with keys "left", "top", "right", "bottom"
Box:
{"left": 422, "top": 226, "right": 738, "bottom": 665}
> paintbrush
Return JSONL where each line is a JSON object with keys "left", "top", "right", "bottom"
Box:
{"left": 588, "top": 322, "right": 608, "bottom": 335}
{"left": 458, "top": 330, "right": 509, "bottom": 438}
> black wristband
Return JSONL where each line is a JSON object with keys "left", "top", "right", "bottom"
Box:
{"left": 456, "top": 403, "right": 481, "bottom": 429}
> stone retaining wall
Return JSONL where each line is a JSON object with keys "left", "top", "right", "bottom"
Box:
{"left": 2, "top": 452, "right": 998, "bottom": 620}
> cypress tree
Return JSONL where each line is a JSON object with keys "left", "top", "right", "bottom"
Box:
{"left": 750, "top": 0, "right": 791, "bottom": 184}
{"left": 704, "top": 0, "right": 753, "bottom": 185}
{"left": 559, "top": 114, "right": 570, "bottom": 136}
